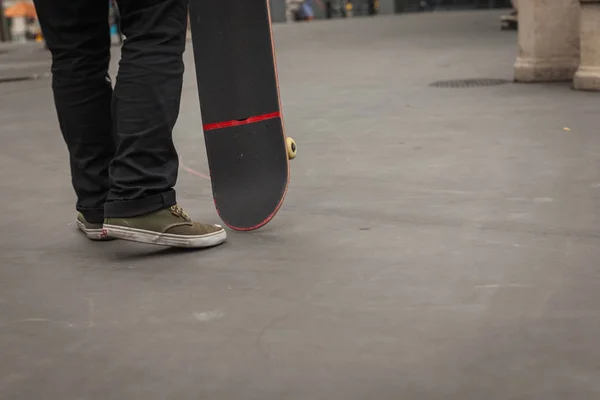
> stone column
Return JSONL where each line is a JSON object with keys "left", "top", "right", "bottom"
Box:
{"left": 573, "top": 0, "right": 600, "bottom": 90}
{"left": 514, "top": 0, "right": 580, "bottom": 82}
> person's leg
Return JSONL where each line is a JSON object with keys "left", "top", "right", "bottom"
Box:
{"left": 32, "top": 0, "right": 115, "bottom": 239}
{"left": 103, "top": 0, "right": 226, "bottom": 248}
{"left": 302, "top": 1, "right": 314, "bottom": 20}
{"left": 286, "top": 0, "right": 296, "bottom": 22}
{"left": 105, "top": 0, "right": 184, "bottom": 218}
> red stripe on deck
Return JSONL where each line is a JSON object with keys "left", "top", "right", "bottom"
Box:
{"left": 203, "top": 111, "right": 280, "bottom": 131}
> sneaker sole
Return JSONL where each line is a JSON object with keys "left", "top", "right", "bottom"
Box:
{"left": 76, "top": 220, "right": 114, "bottom": 241}
{"left": 103, "top": 224, "right": 227, "bottom": 248}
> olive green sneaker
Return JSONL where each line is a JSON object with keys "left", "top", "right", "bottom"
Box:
{"left": 76, "top": 213, "right": 116, "bottom": 241}
{"left": 102, "top": 205, "right": 226, "bottom": 248}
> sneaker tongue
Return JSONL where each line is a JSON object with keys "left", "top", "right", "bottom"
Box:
{"left": 169, "top": 205, "right": 192, "bottom": 223}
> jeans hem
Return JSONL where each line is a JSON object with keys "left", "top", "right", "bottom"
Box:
{"left": 76, "top": 205, "right": 105, "bottom": 224}
{"left": 104, "top": 189, "right": 177, "bottom": 218}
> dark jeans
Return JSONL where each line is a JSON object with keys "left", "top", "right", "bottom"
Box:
{"left": 33, "top": 0, "right": 188, "bottom": 223}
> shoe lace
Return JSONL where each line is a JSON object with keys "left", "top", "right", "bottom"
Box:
{"left": 169, "top": 205, "right": 192, "bottom": 223}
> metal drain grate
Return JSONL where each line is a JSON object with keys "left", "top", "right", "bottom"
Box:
{"left": 430, "top": 78, "right": 510, "bottom": 88}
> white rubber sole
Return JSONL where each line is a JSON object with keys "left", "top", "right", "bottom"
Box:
{"left": 76, "top": 220, "right": 109, "bottom": 241}
{"left": 103, "top": 224, "right": 227, "bottom": 248}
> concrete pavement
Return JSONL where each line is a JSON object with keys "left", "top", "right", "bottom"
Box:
{"left": 0, "top": 41, "right": 50, "bottom": 81}
{"left": 1, "top": 10, "right": 600, "bottom": 399}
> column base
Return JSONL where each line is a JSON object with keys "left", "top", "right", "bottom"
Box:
{"left": 573, "top": 1, "right": 600, "bottom": 91}
{"left": 573, "top": 65, "right": 600, "bottom": 90}
{"left": 514, "top": 57, "right": 579, "bottom": 82}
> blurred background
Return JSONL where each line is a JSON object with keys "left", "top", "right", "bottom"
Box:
{"left": 0, "top": 0, "right": 515, "bottom": 45}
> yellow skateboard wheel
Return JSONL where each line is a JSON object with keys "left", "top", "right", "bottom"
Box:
{"left": 286, "top": 137, "right": 297, "bottom": 160}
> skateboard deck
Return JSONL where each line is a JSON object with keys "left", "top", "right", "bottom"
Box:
{"left": 188, "top": 0, "right": 296, "bottom": 231}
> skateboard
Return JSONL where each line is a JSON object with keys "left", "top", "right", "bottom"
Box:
{"left": 188, "top": 0, "right": 297, "bottom": 231}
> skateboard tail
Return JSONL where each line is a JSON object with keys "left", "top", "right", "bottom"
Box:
{"left": 213, "top": 194, "right": 286, "bottom": 231}
{"left": 203, "top": 116, "right": 289, "bottom": 232}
